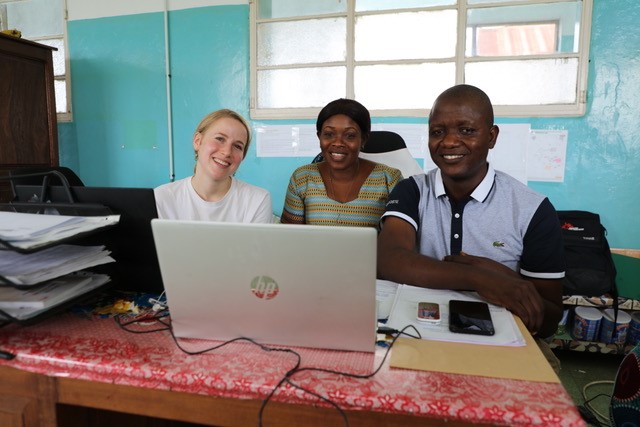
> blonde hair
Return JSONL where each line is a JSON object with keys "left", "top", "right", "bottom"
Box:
{"left": 194, "top": 109, "right": 252, "bottom": 158}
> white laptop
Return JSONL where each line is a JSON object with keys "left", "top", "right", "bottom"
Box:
{"left": 151, "top": 220, "right": 377, "bottom": 352}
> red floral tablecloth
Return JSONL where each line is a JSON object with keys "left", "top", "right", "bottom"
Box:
{"left": 0, "top": 313, "right": 585, "bottom": 426}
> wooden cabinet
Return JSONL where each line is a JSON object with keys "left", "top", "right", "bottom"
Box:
{"left": 0, "top": 33, "right": 58, "bottom": 202}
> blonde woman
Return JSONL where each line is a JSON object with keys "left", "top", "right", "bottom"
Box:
{"left": 155, "top": 109, "right": 272, "bottom": 223}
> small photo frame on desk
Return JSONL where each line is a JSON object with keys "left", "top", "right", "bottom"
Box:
{"left": 417, "top": 301, "right": 441, "bottom": 323}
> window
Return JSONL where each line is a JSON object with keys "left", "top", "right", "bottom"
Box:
{"left": 0, "top": 0, "right": 71, "bottom": 121}
{"left": 250, "top": 0, "right": 592, "bottom": 119}
{"left": 471, "top": 22, "right": 558, "bottom": 56}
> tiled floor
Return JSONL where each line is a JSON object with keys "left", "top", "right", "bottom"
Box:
{"left": 555, "top": 349, "right": 624, "bottom": 426}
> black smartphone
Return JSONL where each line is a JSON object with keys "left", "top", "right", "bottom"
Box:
{"left": 448, "top": 300, "right": 495, "bottom": 336}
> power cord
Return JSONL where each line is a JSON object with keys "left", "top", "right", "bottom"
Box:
{"left": 148, "top": 290, "right": 167, "bottom": 312}
{"left": 115, "top": 313, "right": 421, "bottom": 427}
{"left": 114, "top": 309, "right": 171, "bottom": 334}
{"left": 377, "top": 325, "right": 421, "bottom": 338}
{"left": 259, "top": 324, "right": 421, "bottom": 427}
{"left": 580, "top": 380, "right": 614, "bottom": 427}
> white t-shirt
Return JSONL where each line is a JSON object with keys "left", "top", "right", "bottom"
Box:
{"left": 154, "top": 176, "right": 273, "bottom": 223}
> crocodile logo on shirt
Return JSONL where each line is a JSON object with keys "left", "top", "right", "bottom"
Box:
{"left": 492, "top": 241, "right": 505, "bottom": 247}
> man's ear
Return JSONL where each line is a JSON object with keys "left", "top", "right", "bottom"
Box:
{"left": 488, "top": 125, "right": 499, "bottom": 149}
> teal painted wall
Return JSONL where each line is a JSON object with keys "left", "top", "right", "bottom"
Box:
{"left": 61, "top": 2, "right": 640, "bottom": 249}
{"left": 66, "top": 13, "right": 168, "bottom": 187}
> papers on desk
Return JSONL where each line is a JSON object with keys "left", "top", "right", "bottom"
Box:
{"left": 0, "top": 273, "right": 92, "bottom": 309}
{"left": 0, "top": 211, "right": 119, "bottom": 251}
{"left": 376, "top": 279, "right": 399, "bottom": 319}
{"left": 384, "top": 284, "right": 526, "bottom": 347}
{"left": 0, "top": 244, "right": 114, "bottom": 286}
{"left": 0, "top": 211, "right": 116, "bottom": 323}
{"left": 0, "top": 272, "right": 111, "bottom": 321}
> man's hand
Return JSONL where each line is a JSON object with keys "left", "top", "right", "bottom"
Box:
{"left": 379, "top": 219, "right": 559, "bottom": 336}
{"left": 444, "top": 252, "right": 545, "bottom": 334}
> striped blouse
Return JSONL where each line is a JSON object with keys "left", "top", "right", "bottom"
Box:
{"left": 281, "top": 163, "right": 403, "bottom": 227}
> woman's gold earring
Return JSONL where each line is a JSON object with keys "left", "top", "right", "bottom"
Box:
{"left": 195, "top": 152, "right": 199, "bottom": 161}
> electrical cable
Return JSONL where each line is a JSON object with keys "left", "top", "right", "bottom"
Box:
{"left": 115, "top": 310, "right": 171, "bottom": 334}
{"left": 115, "top": 313, "right": 421, "bottom": 427}
{"left": 257, "top": 324, "right": 421, "bottom": 427}
{"left": 148, "top": 290, "right": 167, "bottom": 312}
{"left": 581, "top": 380, "right": 614, "bottom": 426}
{"left": 376, "top": 325, "right": 421, "bottom": 339}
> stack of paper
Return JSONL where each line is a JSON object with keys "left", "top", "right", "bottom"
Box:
{"left": 0, "top": 244, "right": 114, "bottom": 286}
{"left": 0, "top": 273, "right": 93, "bottom": 309}
{"left": 0, "top": 211, "right": 118, "bottom": 322}
{"left": 376, "top": 279, "right": 400, "bottom": 319}
{"left": 0, "top": 272, "right": 111, "bottom": 321}
{"left": 0, "top": 211, "right": 119, "bottom": 251}
{"left": 385, "top": 284, "right": 526, "bottom": 347}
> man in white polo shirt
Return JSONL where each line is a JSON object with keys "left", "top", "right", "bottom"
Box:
{"left": 377, "top": 84, "right": 565, "bottom": 340}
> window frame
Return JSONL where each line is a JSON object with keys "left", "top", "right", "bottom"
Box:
{"left": 249, "top": 0, "right": 592, "bottom": 120}
{"left": 0, "top": 0, "right": 71, "bottom": 122}
{"left": 32, "top": 32, "right": 73, "bottom": 123}
{"left": 50, "top": 1, "right": 72, "bottom": 123}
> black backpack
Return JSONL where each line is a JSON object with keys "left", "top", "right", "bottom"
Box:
{"left": 557, "top": 210, "right": 617, "bottom": 298}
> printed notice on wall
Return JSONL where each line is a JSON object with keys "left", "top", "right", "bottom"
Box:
{"left": 255, "top": 123, "right": 429, "bottom": 159}
{"left": 255, "top": 124, "right": 318, "bottom": 157}
{"left": 490, "top": 123, "right": 530, "bottom": 184}
{"left": 527, "top": 130, "right": 568, "bottom": 182}
{"left": 255, "top": 123, "right": 568, "bottom": 185}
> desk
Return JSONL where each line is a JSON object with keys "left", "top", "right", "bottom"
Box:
{"left": 0, "top": 312, "right": 585, "bottom": 426}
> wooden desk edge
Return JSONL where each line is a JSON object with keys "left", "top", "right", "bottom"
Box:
{"left": 0, "top": 364, "right": 478, "bottom": 427}
{"left": 56, "top": 376, "right": 480, "bottom": 427}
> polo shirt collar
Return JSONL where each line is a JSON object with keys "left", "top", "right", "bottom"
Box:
{"left": 472, "top": 163, "right": 496, "bottom": 202}
{"left": 435, "top": 163, "right": 496, "bottom": 202}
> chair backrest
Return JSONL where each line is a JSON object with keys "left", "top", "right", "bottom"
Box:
{"left": 8, "top": 167, "right": 84, "bottom": 200}
{"left": 312, "top": 130, "right": 423, "bottom": 178}
{"left": 9, "top": 167, "right": 84, "bottom": 186}
{"left": 361, "top": 130, "right": 406, "bottom": 153}
{"left": 359, "top": 131, "right": 423, "bottom": 178}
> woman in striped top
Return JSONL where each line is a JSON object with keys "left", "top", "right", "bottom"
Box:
{"left": 280, "top": 99, "right": 402, "bottom": 228}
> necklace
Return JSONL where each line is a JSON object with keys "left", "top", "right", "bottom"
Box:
{"left": 328, "top": 160, "right": 360, "bottom": 203}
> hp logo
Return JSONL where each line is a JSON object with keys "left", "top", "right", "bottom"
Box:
{"left": 250, "top": 276, "right": 279, "bottom": 300}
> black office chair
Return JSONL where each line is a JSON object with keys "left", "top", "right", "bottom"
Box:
{"left": 362, "top": 130, "right": 407, "bottom": 153}
{"left": 8, "top": 166, "right": 84, "bottom": 201}
{"left": 312, "top": 130, "right": 423, "bottom": 178}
